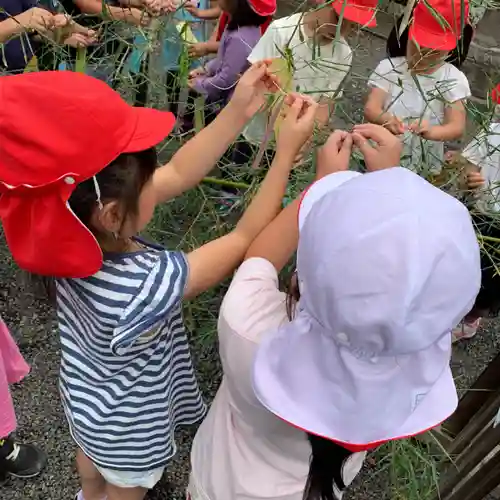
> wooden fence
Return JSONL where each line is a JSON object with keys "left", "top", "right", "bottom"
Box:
{"left": 433, "top": 352, "right": 500, "bottom": 500}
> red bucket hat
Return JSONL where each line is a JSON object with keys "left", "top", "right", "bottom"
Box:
{"left": 409, "top": 0, "right": 469, "bottom": 51}
{"left": 247, "top": 0, "right": 276, "bottom": 16}
{"left": 0, "top": 71, "right": 175, "bottom": 278}
{"left": 331, "top": 0, "right": 378, "bottom": 28}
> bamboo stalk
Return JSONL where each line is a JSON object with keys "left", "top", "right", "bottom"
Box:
{"left": 202, "top": 177, "right": 250, "bottom": 190}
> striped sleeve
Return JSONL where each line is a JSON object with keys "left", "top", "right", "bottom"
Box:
{"left": 111, "top": 251, "right": 188, "bottom": 356}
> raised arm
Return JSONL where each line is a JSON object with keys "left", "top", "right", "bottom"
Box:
{"left": 73, "top": 0, "right": 150, "bottom": 25}
{"left": 152, "top": 62, "right": 275, "bottom": 203}
{"left": 0, "top": 7, "right": 55, "bottom": 43}
{"left": 365, "top": 87, "right": 404, "bottom": 135}
{"left": 183, "top": 96, "right": 318, "bottom": 299}
{"left": 244, "top": 130, "right": 354, "bottom": 271}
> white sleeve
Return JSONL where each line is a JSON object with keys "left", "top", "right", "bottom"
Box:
{"left": 368, "top": 58, "right": 396, "bottom": 94}
{"left": 248, "top": 23, "right": 280, "bottom": 64}
{"left": 220, "top": 257, "right": 287, "bottom": 342}
{"left": 462, "top": 131, "right": 490, "bottom": 168}
{"left": 443, "top": 69, "right": 471, "bottom": 103}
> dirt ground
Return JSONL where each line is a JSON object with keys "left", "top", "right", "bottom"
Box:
{"left": 1, "top": 17, "right": 500, "bottom": 500}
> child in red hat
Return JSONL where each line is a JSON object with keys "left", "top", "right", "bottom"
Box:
{"left": 188, "top": 0, "right": 277, "bottom": 107}
{"left": 235, "top": 0, "right": 379, "bottom": 164}
{"left": 0, "top": 67, "right": 318, "bottom": 500}
{"left": 445, "top": 84, "right": 500, "bottom": 341}
{"left": 365, "top": 0, "right": 470, "bottom": 178}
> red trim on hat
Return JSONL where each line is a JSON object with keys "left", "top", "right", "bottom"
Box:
{"left": 277, "top": 415, "right": 446, "bottom": 452}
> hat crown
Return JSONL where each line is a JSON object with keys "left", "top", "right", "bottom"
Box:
{"left": 0, "top": 71, "right": 135, "bottom": 188}
{"left": 413, "top": 0, "right": 469, "bottom": 37}
{"left": 297, "top": 168, "right": 480, "bottom": 357}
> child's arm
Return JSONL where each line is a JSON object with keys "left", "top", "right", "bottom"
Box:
{"left": 244, "top": 130, "right": 354, "bottom": 271}
{"left": 0, "top": 7, "right": 55, "bottom": 42}
{"left": 410, "top": 100, "right": 467, "bottom": 142}
{"left": 365, "top": 87, "right": 404, "bottom": 135}
{"left": 184, "top": 1, "right": 221, "bottom": 19}
{"left": 190, "top": 33, "right": 253, "bottom": 101}
{"left": 72, "top": 0, "right": 150, "bottom": 25}
{"left": 153, "top": 62, "right": 276, "bottom": 203}
{"left": 183, "top": 96, "right": 318, "bottom": 299}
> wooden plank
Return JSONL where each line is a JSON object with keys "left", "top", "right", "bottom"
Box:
{"left": 443, "top": 448, "right": 500, "bottom": 500}
{"left": 438, "top": 424, "right": 500, "bottom": 499}
{"left": 448, "top": 391, "right": 500, "bottom": 455}
{"left": 444, "top": 352, "right": 500, "bottom": 437}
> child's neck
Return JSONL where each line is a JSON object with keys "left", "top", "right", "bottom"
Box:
{"left": 98, "top": 235, "right": 141, "bottom": 254}
{"left": 407, "top": 57, "right": 445, "bottom": 76}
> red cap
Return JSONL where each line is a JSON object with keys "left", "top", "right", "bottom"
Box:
{"left": 0, "top": 71, "right": 176, "bottom": 278}
{"left": 409, "top": 0, "right": 469, "bottom": 51}
{"left": 331, "top": 0, "right": 378, "bottom": 28}
{"left": 248, "top": 0, "right": 276, "bottom": 16}
{"left": 492, "top": 83, "right": 500, "bottom": 105}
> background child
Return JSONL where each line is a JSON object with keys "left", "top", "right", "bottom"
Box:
{"left": 386, "top": 10, "right": 474, "bottom": 69}
{"left": 446, "top": 84, "right": 500, "bottom": 341}
{"left": 365, "top": 0, "right": 470, "bottom": 178}
{"left": 188, "top": 0, "right": 276, "bottom": 107}
{"left": 0, "top": 316, "right": 46, "bottom": 483}
{"left": 0, "top": 67, "right": 316, "bottom": 500}
{"left": 235, "top": 0, "right": 378, "bottom": 165}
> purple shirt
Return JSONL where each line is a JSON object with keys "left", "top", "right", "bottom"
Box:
{"left": 193, "top": 25, "right": 261, "bottom": 103}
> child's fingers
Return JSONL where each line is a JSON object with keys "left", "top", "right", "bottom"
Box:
{"left": 297, "top": 99, "right": 318, "bottom": 123}
{"left": 352, "top": 132, "right": 374, "bottom": 158}
{"left": 353, "top": 123, "right": 393, "bottom": 147}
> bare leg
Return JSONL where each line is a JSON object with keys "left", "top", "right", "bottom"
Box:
{"left": 106, "top": 483, "right": 148, "bottom": 500}
{"left": 76, "top": 449, "right": 106, "bottom": 500}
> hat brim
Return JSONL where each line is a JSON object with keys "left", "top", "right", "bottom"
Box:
{"left": 124, "top": 108, "right": 176, "bottom": 154}
{"left": 333, "top": 3, "right": 377, "bottom": 28}
{"left": 409, "top": 23, "right": 458, "bottom": 51}
{"left": 253, "top": 317, "right": 458, "bottom": 446}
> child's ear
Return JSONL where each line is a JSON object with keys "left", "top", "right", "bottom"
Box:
{"left": 94, "top": 200, "right": 124, "bottom": 235}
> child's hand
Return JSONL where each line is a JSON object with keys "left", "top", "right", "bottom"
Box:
{"left": 467, "top": 171, "right": 485, "bottom": 190}
{"left": 188, "top": 42, "right": 210, "bottom": 58}
{"left": 184, "top": 1, "right": 200, "bottom": 16}
{"left": 142, "top": 0, "right": 163, "bottom": 15}
{"left": 383, "top": 114, "right": 405, "bottom": 135}
{"left": 276, "top": 94, "right": 318, "bottom": 160}
{"left": 408, "top": 119, "right": 437, "bottom": 139}
{"left": 64, "top": 32, "right": 97, "bottom": 47}
{"left": 15, "top": 7, "right": 55, "bottom": 36}
{"left": 228, "top": 61, "right": 279, "bottom": 120}
{"left": 352, "top": 123, "right": 403, "bottom": 172}
{"left": 189, "top": 67, "right": 205, "bottom": 79}
{"left": 316, "top": 130, "right": 353, "bottom": 179}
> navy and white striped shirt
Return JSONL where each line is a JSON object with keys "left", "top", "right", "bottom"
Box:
{"left": 56, "top": 244, "right": 206, "bottom": 471}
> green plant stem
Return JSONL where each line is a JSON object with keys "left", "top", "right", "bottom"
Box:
{"left": 202, "top": 177, "right": 250, "bottom": 190}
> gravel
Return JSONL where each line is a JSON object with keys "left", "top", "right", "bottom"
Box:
{"left": 2, "top": 21, "right": 499, "bottom": 500}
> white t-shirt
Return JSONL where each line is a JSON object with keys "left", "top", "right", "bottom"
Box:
{"left": 189, "top": 258, "right": 365, "bottom": 500}
{"left": 462, "top": 122, "right": 500, "bottom": 214}
{"left": 243, "top": 13, "right": 353, "bottom": 145}
{"left": 368, "top": 57, "right": 471, "bottom": 175}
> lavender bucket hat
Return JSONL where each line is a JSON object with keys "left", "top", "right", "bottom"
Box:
{"left": 253, "top": 167, "right": 481, "bottom": 448}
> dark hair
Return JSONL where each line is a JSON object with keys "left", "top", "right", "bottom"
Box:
{"left": 69, "top": 148, "right": 158, "bottom": 230}
{"left": 285, "top": 270, "right": 355, "bottom": 500}
{"left": 26, "top": 148, "right": 158, "bottom": 300}
{"left": 226, "top": 0, "right": 269, "bottom": 31}
{"left": 386, "top": 15, "right": 474, "bottom": 69}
